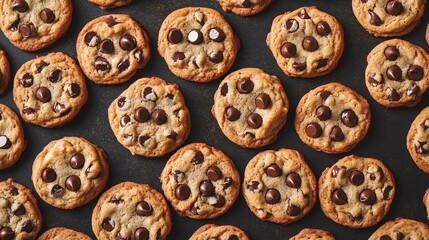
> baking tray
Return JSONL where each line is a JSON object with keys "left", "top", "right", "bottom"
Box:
{"left": 1, "top": 0, "right": 429, "bottom": 239}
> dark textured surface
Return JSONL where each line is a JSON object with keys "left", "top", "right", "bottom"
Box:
{"left": 0, "top": 0, "right": 429, "bottom": 239}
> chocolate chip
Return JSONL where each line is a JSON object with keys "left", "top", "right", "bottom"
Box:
{"left": 66, "top": 175, "right": 81, "bottom": 192}
{"left": 192, "top": 151, "right": 204, "bottom": 165}
{"left": 8, "top": 186, "right": 18, "bottom": 196}
{"left": 299, "top": 9, "right": 310, "bottom": 19}
{"left": 142, "top": 87, "right": 158, "bottom": 101}
{"left": 132, "top": 108, "right": 149, "bottom": 124}
{"left": 22, "top": 107, "right": 35, "bottom": 115}
{"left": 117, "top": 97, "right": 127, "bottom": 108}
{"left": 0, "top": 136, "right": 11, "bottom": 149}
{"left": 207, "top": 166, "right": 222, "bottom": 181}
{"left": 388, "top": 88, "right": 401, "bottom": 101}
{"left": 286, "top": 172, "right": 301, "bottom": 188}
{"left": 0, "top": 227, "right": 14, "bottom": 240}
{"left": 220, "top": 83, "right": 228, "bottom": 96}
{"left": 199, "top": 180, "right": 214, "bottom": 197}
{"left": 104, "top": 16, "right": 118, "bottom": 27}
{"left": 292, "top": 62, "right": 307, "bottom": 71}
{"left": 136, "top": 201, "right": 153, "bottom": 216}
{"left": 19, "top": 23, "right": 32, "bottom": 39}
{"left": 213, "top": 195, "right": 225, "bottom": 208}
{"left": 117, "top": 59, "right": 130, "bottom": 72}
{"left": 380, "top": 235, "right": 392, "bottom": 240}
{"left": 151, "top": 109, "right": 167, "bottom": 125}
{"left": 255, "top": 93, "right": 271, "bottom": 109}
{"left": 331, "top": 189, "right": 347, "bottom": 205}
{"left": 168, "top": 28, "right": 182, "bottom": 44}
{"left": 84, "top": 31, "right": 99, "bottom": 47}
{"left": 285, "top": 19, "right": 299, "bottom": 32}
{"left": 35, "top": 60, "right": 49, "bottom": 73}
{"left": 36, "top": 87, "right": 51, "bottom": 103}
{"left": 12, "top": 0, "right": 28, "bottom": 12}
{"left": 383, "top": 185, "right": 393, "bottom": 200}
{"left": 368, "top": 72, "right": 384, "bottom": 87}
{"left": 42, "top": 168, "right": 56, "bottom": 182}
{"left": 102, "top": 217, "right": 115, "bottom": 231}
{"left": 341, "top": 110, "right": 358, "bottom": 127}
{"left": 316, "top": 105, "right": 331, "bottom": 121}
{"left": 287, "top": 204, "right": 301, "bottom": 216}
{"left": 109, "top": 196, "right": 123, "bottom": 204}
{"left": 306, "top": 122, "right": 322, "bottom": 138}
{"left": 247, "top": 113, "right": 262, "bottom": 129}
{"left": 360, "top": 189, "right": 376, "bottom": 205}
{"left": 21, "top": 220, "right": 33, "bottom": 233}
{"left": 369, "top": 10, "right": 382, "bottom": 26}
{"left": 194, "top": 10, "right": 205, "bottom": 26}
{"left": 384, "top": 46, "right": 399, "bottom": 61}
{"left": 223, "top": 177, "right": 233, "bottom": 189}
{"left": 138, "top": 135, "right": 150, "bottom": 146}
{"left": 330, "top": 126, "right": 344, "bottom": 141}
{"left": 167, "top": 131, "right": 178, "bottom": 140}
{"left": 119, "top": 115, "right": 130, "bottom": 127}
{"left": 51, "top": 184, "right": 64, "bottom": 196}
{"left": 48, "top": 69, "right": 62, "bottom": 83}
{"left": 95, "top": 57, "right": 111, "bottom": 73}
{"left": 237, "top": 78, "right": 254, "bottom": 94}
{"left": 225, "top": 106, "right": 240, "bottom": 121}
{"left": 118, "top": 34, "right": 136, "bottom": 51}
{"left": 265, "top": 189, "right": 280, "bottom": 204}
{"left": 70, "top": 153, "right": 85, "bottom": 169}
{"left": 241, "top": 0, "right": 251, "bottom": 7}
{"left": 316, "top": 21, "right": 331, "bottom": 36}
{"left": 209, "top": 27, "right": 225, "bottom": 42}
{"left": 209, "top": 51, "right": 223, "bottom": 63}
{"left": 116, "top": 232, "right": 130, "bottom": 240}
{"left": 39, "top": 8, "right": 55, "bottom": 23}
{"left": 175, "top": 184, "right": 191, "bottom": 200}
{"left": 316, "top": 59, "right": 328, "bottom": 69}
{"left": 9, "top": 19, "right": 19, "bottom": 31}
{"left": 188, "top": 29, "right": 203, "bottom": 44}
{"left": 246, "top": 181, "right": 259, "bottom": 192}
{"left": 320, "top": 91, "right": 331, "bottom": 100}
{"left": 349, "top": 170, "right": 364, "bottom": 186}
{"left": 396, "top": 232, "right": 404, "bottom": 240}
{"left": 67, "top": 83, "right": 81, "bottom": 98}
{"left": 265, "top": 164, "right": 282, "bottom": 177}
{"left": 407, "top": 65, "right": 423, "bottom": 81}
{"left": 12, "top": 204, "right": 25, "bottom": 216}
{"left": 172, "top": 52, "right": 185, "bottom": 61}
{"left": 134, "top": 228, "right": 149, "bottom": 240}
{"left": 349, "top": 213, "right": 363, "bottom": 222}
{"left": 134, "top": 50, "right": 144, "bottom": 64}
{"left": 243, "top": 132, "right": 255, "bottom": 138}
{"left": 387, "top": 65, "right": 402, "bottom": 81}
{"left": 385, "top": 0, "right": 403, "bottom": 15}
{"left": 99, "top": 39, "right": 114, "bottom": 54}
{"left": 302, "top": 36, "right": 318, "bottom": 52}
{"left": 280, "top": 42, "right": 296, "bottom": 58}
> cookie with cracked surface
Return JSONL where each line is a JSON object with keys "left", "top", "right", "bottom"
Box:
{"left": 13, "top": 52, "right": 88, "bottom": 128}
{"left": 0, "top": 49, "right": 10, "bottom": 95}
{"left": 242, "top": 149, "right": 317, "bottom": 224}
{"left": 0, "top": 178, "right": 42, "bottom": 240}
{"left": 0, "top": 104, "right": 25, "bottom": 170}
{"left": 217, "top": 0, "right": 272, "bottom": 16}
{"left": 38, "top": 227, "right": 91, "bottom": 240}
{"left": 267, "top": 6, "right": 344, "bottom": 78}
{"left": 189, "top": 224, "right": 250, "bottom": 240}
{"left": 212, "top": 68, "right": 288, "bottom": 148}
{"left": 424, "top": 188, "right": 429, "bottom": 220}
{"left": 158, "top": 7, "right": 239, "bottom": 82}
{"left": 290, "top": 228, "right": 336, "bottom": 240}
{"left": 295, "top": 82, "right": 371, "bottom": 154}
{"left": 92, "top": 182, "right": 172, "bottom": 240}
{"left": 352, "top": 0, "right": 426, "bottom": 37}
{"left": 0, "top": 0, "right": 72, "bottom": 51}
{"left": 319, "top": 155, "right": 395, "bottom": 228}
{"left": 160, "top": 143, "right": 240, "bottom": 219}
{"left": 406, "top": 106, "right": 429, "bottom": 174}
{"left": 108, "top": 77, "right": 191, "bottom": 157}
{"left": 368, "top": 218, "right": 429, "bottom": 240}
{"left": 88, "top": 0, "right": 132, "bottom": 10}
{"left": 365, "top": 39, "right": 429, "bottom": 108}
{"left": 31, "top": 137, "right": 109, "bottom": 209}
{"left": 77, "top": 14, "right": 150, "bottom": 84}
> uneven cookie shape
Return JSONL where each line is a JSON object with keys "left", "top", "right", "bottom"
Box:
{"left": 290, "top": 228, "right": 336, "bottom": 240}
{"left": 0, "top": 104, "right": 25, "bottom": 170}
{"left": 242, "top": 149, "right": 317, "bottom": 224}
{"left": 38, "top": 227, "right": 91, "bottom": 240}
{"left": 0, "top": 49, "right": 10, "bottom": 95}
{"left": 160, "top": 143, "right": 240, "bottom": 219}
{"left": 424, "top": 188, "right": 429, "bottom": 220}
{"left": 217, "top": 0, "right": 273, "bottom": 16}
{"left": 13, "top": 52, "right": 88, "bottom": 128}
{"left": 32, "top": 137, "right": 109, "bottom": 209}
{"left": 0, "top": 0, "right": 72, "bottom": 51}
{"left": 158, "top": 7, "right": 239, "bottom": 82}
{"left": 319, "top": 155, "right": 395, "bottom": 228}
{"left": 92, "top": 182, "right": 171, "bottom": 240}
{"left": 189, "top": 224, "right": 250, "bottom": 240}
{"left": 212, "top": 68, "right": 288, "bottom": 148}
{"left": 295, "top": 82, "right": 371, "bottom": 154}
{"left": 406, "top": 106, "right": 429, "bottom": 174}
{"left": 77, "top": 14, "right": 150, "bottom": 84}
{"left": 108, "top": 77, "right": 191, "bottom": 157}
{"left": 0, "top": 178, "right": 42, "bottom": 240}
{"left": 368, "top": 218, "right": 429, "bottom": 240}
{"left": 267, "top": 6, "right": 344, "bottom": 78}
{"left": 88, "top": 0, "right": 132, "bottom": 9}
{"left": 352, "top": 0, "right": 426, "bottom": 37}
{"left": 365, "top": 39, "right": 429, "bottom": 108}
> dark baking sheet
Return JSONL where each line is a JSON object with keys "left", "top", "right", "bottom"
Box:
{"left": 1, "top": 0, "right": 429, "bottom": 239}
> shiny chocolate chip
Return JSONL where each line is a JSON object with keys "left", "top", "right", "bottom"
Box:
{"left": 407, "top": 65, "right": 423, "bottom": 81}
{"left": 383, "top": 185, "right": 393, "bottom": 200}
{"left": 265, "top": 189, "right": 280, "bottom": 204}
{"left": 247, "top": 113, "right": 262, "bottom": 129}
{"left": 299, "top": 9, "right": 310, "bottom": 19}
{"left": 48, "top": 69, "right": 62, "bottom": 83}
{"left": 359, "top": 189, "right": 376, "bottom": 205}
{"left": 138, "top": 135, "right": 150, "bottom": 146}
{"left": 134, "top": 49, "right": 144, "bottom": 64}
{"left": 9, "top": 19, "right": 19, "bottom": 32}
{"left": 379, "top": 235, "right": 392, "bottom": 240}
{"left": 265, "top": 164, "right": 281, "bottom": 177}
{"left": 349, "top": 170, "right": 364, "bottom": 186}
{"left": 0, "top": 227, "right": 14, "bottom": 240}
{"left": 102, "top": 217, "right": 115, "bottom": 231}
{"left": 120, "top": 115, "right": 130, "bottom": 127}
{"left": 42, "top": 168, "right": 57, "bottom": 182}
{"left": 331, "top": 189, "right": 347, "bottom": 205}
{"left": 287, "top": 204, "right": 301, "bottom": 216}
{"left": 35, "top": 60, "right": 49, "bottom": 73}
{"left": 104, "top": 16, "right": 118, "bottom": 27}
{"left": 388, "top": 88, "right": 401, "bottom": 101}
{"left": 316, "top": 105, "right": 331, "bottom": 121}
{"left": 99, "top": 39, "right": 114, "bottom": 54}
{"left": 134, "top": 107, "right": 150, "bottom": 122}
{"left": 19, "top": 23, "right": 32, "bottom": 39}
{"left": 207, "top": 166, "right": 222, "bottom": 181}
{"left": 51, "top": 185, "right": 64, "bottom": 197}
{"left": 316, "top": 21, "right": 331, "bottom": 36}
{"left": 39, "top": 8, "right": 55, "bottom": 23}
{"left": 142, "top": 87, "right": 157, "bottom": 101}
{"left": 21, "top": 220, "right": 33, "bottom": 233}
{"left": 220, "top": 83, "right": 228, "bottom": 96}
{"left": 286, "top": 172, "right": 301, "bottom": 188}
{"left": 70, "top": 153, "right": 85, "bottom": 169}
{"left": 84, "top": 31, "right": 99, "bottom": 47}
{"left": 330, "top": 126, "right": 344, "bottom": 141}
{"left": 209, "top": 27, "right": 225, "bottom": 42}
{"left": 151, "top": 109, "right": 167, "bottom": 125}
{"left": 8, "top": 186, "right": 18, "bottom": 196}
{"left": 0, "top": 136, "right": 11, "bottom": 149}
{"left": 168, "top": 28, "right": 182, "bottom": 44}
{"left": 95, "top": 57, "right": 111, "bottom": 73}
{"left": 320, "top": 91, "right": 331, "bottom": 100}
{"left": 191, "top": 151, "right": 204, "bottom": 165}
{"left": 292, "top": 62, "right": 306, "bottom": 71}
{"left": 134, "top": 228, "right": 149, "bottom": 240}
{"left": 302, "top": 36, "right": 318, "bottom": 52}
{"left": 341, "top": 110, "right": 358, "bottom": 127}
{"left": 12, "top": 204, "right": 26, "bottom": 216}
{"left": 209, "top": 51, "right": 223, "bottom": 63}
{"left": 225, "top": 106, "right": 240, "bottom": 121}
{"left": 120, "top": 34, "right": 136, "bottom": 51}
{"left": 68, "top": 83, "right": 81, "bottom": 98}
{"left": 167, "top": 131, "right": 178, "bottom": 140}
{"left": 36, "top": 87, "right": 51, "bottom": 103}
{"left": 12, "top": 0, "right": 28, "bottom": 12}
{"left": 237, "top": 78, "right": 254, "bottom": 94}
{"left": 65, "top": 175, "right": 81, "bottom": 192}
{"left": 285, "top": 19, "right": 299, "bottom": 32}
{"left": 175, "top": 184, "right": 191, "bottom": 200}
{"left": 306, "top": 122, "right": 322, "bottom": 138}
{"left": 199, "top": 180, "right": 214, "bottom": 197}
{"left": 387, "top": 65, "right": 402, "bottom": 81}
{"left": 384, "top": 46, "right": 399, "bottom": 61}
{"left": 368, "top": 73, "right": 383, "bottom": 87}
{"left": 280, "top": 42, "right": 296, "bottom": 58}
{"left": 385, "top": 0, "right": 403, "bottom": 15}
{"left": 316, "top": 59, "right": 328, "bottom": 69}
{"left": 118, "top": 59, "right": 130, "bottom": 72}
{"left": 172, "top": 52, "right": 185, "bottom": 62}
{"left": 188, "top": 29, "right": 203, "bottom": 44}
{"left": 369, "top": 10, "right": 382, "bottom": 26}
{"left": 213, "top": 195, "right": 226, "bottom": 208}
{"left": 136, "top": 201, "right": 153, "bottom": 216}
{"left": 246, "top": 181, "right": 259, "bottom": 192}
{"left": 223, "top": 177, "right": 233, "bottom": 189}
{"left": 255, "top": 93, "right": 271, "bottom": 109}
{"left": 241, "top": 0, "right": 251, "bottom": 7}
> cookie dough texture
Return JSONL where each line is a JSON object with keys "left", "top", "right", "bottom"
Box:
{"left": 32, "top": 137, "right": 109, "bottom": 209}
{"left": 108, "top": 77, "right": 191, "bottom": 157}
{"left": 158, "top": 7, "right": 239, "bottom": 82}
{"left": 88, "top": 0, "right": 132, "bottom": 9}
{"left": 407, "top": 106, "right": 429, "bottom": 174}
{"left": 38, "top": 227, "right": 91, "bottom": 240}
{"left": 0, "top": 49, "right": 10, "bottom": 95}
{"left": 189, "top": 224, "right": 250, "bottom": 240}
{"left": 267, "top": 6, "right": 344, "bottom": 78}
{"left": 160, "top": 143, "right": 240, "bottom": 219}
{"left": 217, "top": 0, "right": 272, "bottom": 16}
{"left": 290, "top": 228, "right": 336, "bottom": 240}
{"left": 0, "top": 0, "right": 72, "bottom": 51}
{"left": 92, "top": 182, "right": 172, "bottom": 240}
{"left": 368, "top": 218, "right": 429, "bottom": 240}
{"left": 77, "top": 14, "right": 150, "bottom": 84}
{"left": 212, "top": 68, "right": 289, "bottom": 148}
{"left": 0, "top": 104, "right": 25, "bottom": 170}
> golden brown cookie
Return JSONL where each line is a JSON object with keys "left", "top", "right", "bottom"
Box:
{"left": 407, "top": 106, "right": 429, "bottom": 174}
{"left": 0, "top": 49, "right": 10, "bottom": 95}
{"left": 189, "top": 224, "right": 250, "bottom": 240}
{"left": 87, "top": 0, "right": 132, "bottom": 9}
{"left": 368, "top": 218, "right": 429, "bottom": 240}
{"left": 290, "top": 228, "right": 336, "bottom": 240}
{"left": 424, "top": 188, "right": 429, "bottom": 220}
{"left": 38, "top": 227, "right": 91, "bottom": 240}
{"left": 0, "top": 104, "right": 25, "bottom": 170}
{"left": 217, "top": 0, "right": 272, "bottom": 16}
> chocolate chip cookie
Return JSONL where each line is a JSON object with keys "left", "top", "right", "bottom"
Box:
{"left": 290, "top": 228, "right": 336, "bottom": 240}
{"left": 189, "top": 224, "right": 250, "bottom": 240}
{"left": 92, "top": 182, "right": 172, "bottom": 240}
{"left": 13, "top": 52, "right": 88, "bottom": 128}
{"left": 366, "top": 39, "right": 429, "bottom": 108}
{"left": 267, "top": 6, "right": 344, "bottom": 78}
{"left": 32, "top": 137, "right": 109, "bottom": 209}
{"left": 242, "top": 149, "right": 317, "bottom": 224}
{"left": 212, "top": 68, "right": 289, "bottom": 148}
{"left": 108, "top": 77, "right": 191, "bottom": 157}
{"left": 160, "top": 143, "right": 240, "bottom": 219}
{"left": 0, "top": 49, "right": 10, "bottom": 95}
{"left": 406, "top": 106, "right": 429, "bottom": 174}
{"left": 368, "top": 218, "right": 429, "bottom": 240}
{"left": 352, "top": 0, "right": 426, "bottom": 37}
{"left": 0, "top": 178, "right": 42, "bottom": 240}
{"left": 38, "top": 227, "right": 91, "bottom": 240}
{"left": 0, "top": 104, "right": 25, "bottom": 170}
{"left": 424, "top": 188, "right": 429, "bottom": 220}
{"left": 88, "top": 0, "right": 132, "bottom": 10}
{"left": 295, "top": 82, "right": 371, "bottom": 154}
{"left": 158, "top": 7, "right": 239, "bottom": 82}
{"left": 77, "top": 14, "right": 150, "bottom": 84}
{"left": 217, "top": 0, "right": 272, "bottom": 16}
{"left": 0, "top": 0, "right": 72, "bottom": 51}
{"left": 319, "top": 155, "right": 395, "bottom": 228}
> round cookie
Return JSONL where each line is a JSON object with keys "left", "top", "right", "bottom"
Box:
{"left": 0, "top": 0, "right": 72, "bottom": 51}
{"left": 189, "top": 224, "right": 250, "bottom": 240}
{"left": 368, "top": 218, "right": 429, "bottom": 240}
{"left": 88, "top": 0, "right": 132, "bottom": 9}
{"left": 319, "top": 155, "right": 395, "bottom": 228}
{"left": 406, "top": 106, "right": 429, "bottom": 174}
{"left": 76, "top": 14, "right": 150, "bottom": 85}
{"left": 352, "top": 0, "right": 426, "bottom": 37}
{"left": 108, "top": 77, "right": 191, "bottom": 157}
{"left": 217, "top": 0, "right": 272, "bottom": 16}
{"left": 92, "top": 182, "right": 172, "bottom": 240}
{"left": 212, "top": 68, "right": 289, "bottom": 148}
{"left": 0, "top": 49, "right": 10, "bottom": 95}
{"left": 290, "top": 228, "right": 336, "bottom": 240}
{"left": 365, "top": 39, "right": 429, "bottom": 108}
{"left": 0, "top": 104, "right": 25, "bottom": 170}
{"left": 13, "top": 52, "right": 88, "bottom": 128}
{"left": 31, "top": 137, "right": 109, "bottom": 209}
{"left": 0, "top": 178, "right": 42, "bottom": 240}
{"left": 424, "top": 188, "right": 429, "bottom": 220}
{"left": 295, "top": 82, "right": 371, "bottom": 154}
{"left": 158, "top": 7, "right": 239, "bottom": 82}
{"left": 38, "top": 227, "right": 91, "bottom": 240}
{"left": 242, "top": 149, "right": 317, "bottom": 224}
{"left": 160, "top": 143, "right": 240, "bottom": 219}
{"left": 267, "top": 6, "right": 344, "bottom": 78}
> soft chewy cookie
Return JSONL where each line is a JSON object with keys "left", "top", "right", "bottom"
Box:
{"left": 352, "top": 0, "right": 426, "bottom": 37}
{"left": 0, "top": 104, "right": 25, "bottom": 170}
{"left": 319, "top": 155, "right": 395, "bottom": 228}
{"left": 92, "top": 182, "right": 171, "bottom": 240}
{"left": 217, "top": 0, "right": 272, "bottom": 16}
{"left": 160, "top": 143, "right": 240, "bottom": 219}
{"left": 0, "top": 0, "right": 72, "bottom": 51}
{"left": 189, "top": 224, "right": 250, "bottom": 240}
{"left": 88, "top": 0, "right": 132, "bottom": 9}
{"left": 0, "top": 178, "right": 42, "bottom": 240}
{"left": 368, "top": 218, "right": 429, "bottom": 240}
{"left": 242, "top": 149, "right": 317, "bottom": 224}
{"left": 424, "top": 188, "right": 429, "bottom": 220}
{"left": 290, "top": 228, "right": 336, "bottom": 240}
{"left": 108, "top": 77, "right": 191, "bottom": 157}
{"left": 295, "top": 82, "right": 371, "bottom": 154}
{"left": 267, "top": 6, "right": 344, "bottom": 78}
{"left": 38, "top": 227, "right": 91, "bottom": 240}
{"left": 365, "top": 39, "right": 429, "bottom": 108}
{"left": 77, "top": 14, "right": 150, "bottom": 84}
{"left": 406, "top": 106, "right": 429, "bottom": 174}
{"left": 212, "top": 68, "right": 288, "bottom": 148}
{"left": 31, "top": 137, "right": 109, "bottom": 209}
{"left": 158, "top": 7, "right": 239, "bottom": 82}
{"left": 0, "top": 49, "right": 10, "bottom": 95}
{"left": 13, "top": 52, "right": 88, "bottom": 128}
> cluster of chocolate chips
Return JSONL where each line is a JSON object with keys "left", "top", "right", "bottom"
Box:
{"left": 0, "top": 113, "right": 12, "bottom": 149}
{"left": 415, "top": 118, "right": 429, "bottom": 154}
{"left": 378, "top": 232, "right": 404, "bottom": 240}
{"left": 366, "top": 0, "right": 403, "bottom": 26}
